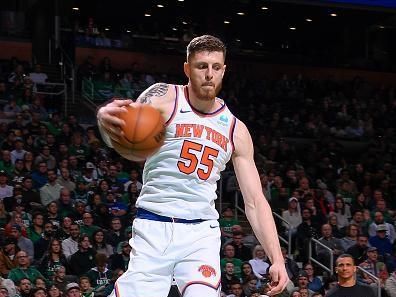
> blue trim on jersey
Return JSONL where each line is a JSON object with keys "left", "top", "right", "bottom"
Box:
{"left": 137, "top": 208, "right": 206, "bottom": 223}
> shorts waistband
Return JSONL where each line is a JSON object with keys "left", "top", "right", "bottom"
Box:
{"left": 136, "top": 208, "right": 206, "bottom": 224}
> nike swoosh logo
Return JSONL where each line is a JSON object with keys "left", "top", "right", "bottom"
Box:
{"left": 180, "top": 109, "right": 191, "bottom": 113}
{"left": 210, "top": 225, "right": 218, "bottom": 229}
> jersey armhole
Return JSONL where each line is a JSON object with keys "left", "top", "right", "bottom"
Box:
{"left": 164, "top": 85, "right": 179, "bottom": 126}
{"left": 229, "top": 116, "right": 237, "bottom": 153}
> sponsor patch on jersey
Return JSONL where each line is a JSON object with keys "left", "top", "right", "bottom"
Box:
{"left": 220, "top": 115, "right": 228, "bottom": 123}
{"left": 198, "top": 265, "right": 217, "bottom": 278}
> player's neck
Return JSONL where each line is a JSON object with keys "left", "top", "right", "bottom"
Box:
{"left": 338, "top": 278, "right": 355, "bottom": 287}
{"left": 186, "top": 85, "right": 218, "bottom": 113}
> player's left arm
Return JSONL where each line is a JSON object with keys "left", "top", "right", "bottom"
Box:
{"left": 232, "top": 119, "right": 289, "bottom": 296}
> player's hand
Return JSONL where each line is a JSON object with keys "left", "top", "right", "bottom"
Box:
{"left": 266, "top": 262, "right": 289, "bottom": 296}
{"left": 97, "top": 98, "right": 133, "bottom": 142}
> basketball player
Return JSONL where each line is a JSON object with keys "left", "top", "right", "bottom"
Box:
{"left": 326, "top": 254, "right": 376, "bottom": 297}
{"left": 97, "top": 35, "right": 288, "bottom": 297}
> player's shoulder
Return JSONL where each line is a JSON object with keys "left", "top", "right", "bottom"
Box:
{"left": 232, "top": 118, "right": 251, "bottom": 142}
{"left": 136, "top": 82, "right": 176, "bottom": 105}
{"left": 231, "top": 118, "right": 253, "bottom": 157}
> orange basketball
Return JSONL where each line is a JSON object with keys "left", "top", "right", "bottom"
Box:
{"left": 116, "top": 105, "right": 165, "bottom": 160}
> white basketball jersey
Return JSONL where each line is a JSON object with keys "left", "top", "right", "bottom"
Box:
{"left": 136, "top": 85, "right": 237, "bottom": 220}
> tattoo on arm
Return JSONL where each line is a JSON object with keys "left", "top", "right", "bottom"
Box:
{"left": 137, "top": 83, "right": 169, "bottom": 104}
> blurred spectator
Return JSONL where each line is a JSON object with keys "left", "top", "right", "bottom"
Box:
{"left": 346, "top": 234, "right": 369, "bottom": 265}
{"left": 14, "top": 278, "right": 32, "bottom": 297}
{"left": 330, "top": 197, "right": 351, "bottom": 230}
{"left": 303, "top": 263, "right": 323, "bottom": 293}
{"left": 4, "top": 212, "right": 28, "bottom": 238}
{"left": 3, "top": 98, "right": 22, "bottom": 118}
{"left": 101, "top": 268, "right": 124, "bottom": 297}
{"left": 221, "top": 262, "right": 239, "bottom": 295}
{"left": 55, "top": 216, "right": 72, "bottom": 241}
{"left": 8, "top": 250, "right": 45, "bottom": 284}
{"left": 369, "top": 224, "right": 393, "bottom": 257}
{"left": 249, "top": 245, "right": 270, "bottom": 282}
{"left": 295, "top": 271, "right": 315, "bottom": 296}
{"left": 86, "top": 253, "right": 113, "bottom": 294}
{"left": 229, "top": 281, "right": 247, "bottom": 297}
{"left": 30, "top": 287, "right": 47, "bottom": 297}
{"left": 227, "top": 230, "right": 252, "bottom": 262}
{"left": 47, "top": 284, "right": 62, "bottom": 297}
{"left": 91, "top": 229, "right": 113, "bottom": 257}
{"left": 52, "top": 266, "right": 69, "bottom": 292}
{"left": 10, "top": 138, "right": 27, "bottom": 165}
{"left": 316, "top": 224, "right": 344, "bottom": 267}
{"left": 368, "top": 211, "right": 395, "bottom": 243}
{"left": 0, "top": 170, "right": 13, "bottom": 199}
{"left": 221, "top": 244, "right": 243, "bottom": 278}
{"left": 359, "top": 247, "right": 388, "bottom": 286}
{"left": 57, "top": 188, "right": 75, "bottom": 219}
{"left": 340, "top": 223, "right": 359, "bottom": 251}
{"left": 65, "top": 282, "right": 81, "bottom": 297}
{"left": 79, "top": 276, "right": 94, "bottom": 297}
{"left": 0, "top": 200, "right": 10, "bottom": 228}
{"left": 22, "top": 152, "right": 34, "bottom": 175}
{"left": 45, "top": 201, "right": 61, "bottom": 228}
{"left": 109, "top": 241, "right": 130, "bottom": 271}
{"left": 242, "top": 274, "right": 260, "bottom": 296}
{"left": 26, "top": 212, "right": 44, "bottom": 244}
{"left": 20, "top": 176, "right": 41, "bottom": 211}
{"left": 28, "top": 64, "right": 48, "bottom": 85}
{"left": 385, "top": 271, "right": 396, "bottom": 297}
{"left": 327, "top": 214, "right": 345, "bottom": 239}
{"left": 296, "top": 208, "right": 320, "bottom": 262}
{"left": 38, "top": 238, "right": 68, "bottom": 280}
{"left": 33, "top": 221, "right": 55, "bottom": 261}
{"left": 282, "top": 197, "right": 302, "bottom": 241}
{"left": 31, "top": 162, "right": 48, "bottom": 190}
{"left": 1, "top": 133, "right": 16, "bottom": 151}
{"left": 105, "top": 217, "right": 125, "bottom": 249}
{"left": 219, "top": 208, "right": 239, "bottom": 242}
{"left": 61, "top": 222, "right": 80, "bottom": 259}
{"left": 80, "top": 212, "right": 100, "bottom": 238}
{"left": 77, "top": 56, "right": 96, "bottom": 81}
{"left": 69, "top": 234, "right": 96, "bottom": 276}
{"left": 35, "top": 146, "right": 56, "bottom": 171}
{"left": 10, "top": 224, "right": 34, "bottom": 260}
{"left": 0, "top": 237, "right": 19, "bottom": 277}
{"left": 69, "top": 132, "right": 89, "bottom": 164}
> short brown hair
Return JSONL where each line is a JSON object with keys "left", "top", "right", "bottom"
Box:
{"left": 186, "top": 35, "right": 226, "bottom": 61}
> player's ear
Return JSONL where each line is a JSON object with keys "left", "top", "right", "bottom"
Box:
{"left": 184, "top": 62, "right": 190, "bottom": 78}
{"left": 221, "top": 64, "right": 226, "bottom": 78}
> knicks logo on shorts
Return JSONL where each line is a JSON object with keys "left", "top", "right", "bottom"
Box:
{"left": 198, "top": 265, "right": 217, "bottom": 278}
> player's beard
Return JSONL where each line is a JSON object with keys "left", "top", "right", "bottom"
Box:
{"left": 191, "top": 81, "right": 222, "bottom": 101}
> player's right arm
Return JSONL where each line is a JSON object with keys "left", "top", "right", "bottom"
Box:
{"left": 96, "top": 83, "right": 176, "bottom": 156}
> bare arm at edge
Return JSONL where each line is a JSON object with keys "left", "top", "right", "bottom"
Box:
{"left": 232, "top": 119, "right": 289, "bottom": 295}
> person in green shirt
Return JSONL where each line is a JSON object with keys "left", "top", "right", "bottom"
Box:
{"left": 220, "top": 244, "right": 243, "bottom": 278}
{"left": 219, "top": 207, "right": 239, "bottom": 242}
{"left": 8, "top": 250, "right": 46, "bottom": 284}
{"left": 26, "top": 212, "right": 44, "bottom": 244}
{"left": 0, "top": 150, "right": 14, "bottom": 176}
{"left": 80, "top": 212, "right": 100, "bottom": 239}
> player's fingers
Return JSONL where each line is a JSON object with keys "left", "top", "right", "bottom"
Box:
{"left": 267, "top": 274, "right": 287, "bottom": 296}
{"left": 98, "top": 109, "right": 127, "bottom": 127}
{"left": 128, "top": 102, "right": 143, "bottom": 108}
{"left": 110, "top": 98, "right": 133, "bottom": 106}
{"left": 101, "top": 123, "right": 124, "bottom": 141}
